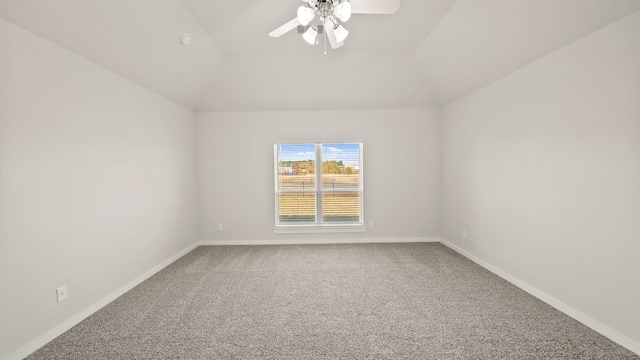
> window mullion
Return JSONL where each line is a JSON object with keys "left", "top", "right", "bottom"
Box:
{"left": 315, "top": 143, "right": 322, "bottom": 224}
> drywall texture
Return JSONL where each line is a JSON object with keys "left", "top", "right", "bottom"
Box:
{"left": 197, "top": 109, "right": 440, "bottom": 241}
{"left": 0, "top": 20, "right": 198, "bottom": 358}
{"left": 441, "top": 12, "right": 640, "bottom": 347}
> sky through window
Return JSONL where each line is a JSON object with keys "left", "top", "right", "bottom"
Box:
{"left": 278, "top": 143, "right": 360, "bottom": 166}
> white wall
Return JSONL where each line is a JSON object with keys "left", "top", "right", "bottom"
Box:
{"left": 0, "top": 19, "right": 198, "bottom": 359}
{"left": 441, "top": 12, "right": 640, "bottom": 349}
{"left": 197, "top": 109, "right": 440, "bottom": 242}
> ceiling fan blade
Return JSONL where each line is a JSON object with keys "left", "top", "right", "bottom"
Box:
{"left": 324, "top": 22, "right": 344, "bottom": 49}
{"left": 350, "top": 0, "right": 400, "bottom": 14}
{"left": 269, "top": 17, "right": 301, "bottom": 38}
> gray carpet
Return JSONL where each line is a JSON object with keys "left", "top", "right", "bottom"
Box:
{"left": 28, "top": 243, "right": 639, "bottom": 359}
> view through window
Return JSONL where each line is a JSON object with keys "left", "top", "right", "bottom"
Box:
{"left": 275, "top": 143, "right": 363, "bottom": 226}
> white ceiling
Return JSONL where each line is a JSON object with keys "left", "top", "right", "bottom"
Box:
{"left": 1, "top": 0, "right": 638, "bottom": 112}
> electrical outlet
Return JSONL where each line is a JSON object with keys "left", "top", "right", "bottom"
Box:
{"left": 368, "top": 221, "right": 374, "bottom": 228}
{"left": 218, "top": 224, "right": 223, "bottom": 231}
{"left": 56, "top": 286, "right": 68, "bottom": 302}
{"left": 462, "top": 230, "right": 467, "bottom": 239}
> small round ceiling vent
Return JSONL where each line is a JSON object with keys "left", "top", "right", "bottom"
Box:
{"left": 179, "top": 34, "right": 191, "bottom": 45}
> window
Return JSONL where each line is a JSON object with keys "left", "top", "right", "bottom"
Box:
{"left": 274, "top": 142, "right": 363, "bottom": 231}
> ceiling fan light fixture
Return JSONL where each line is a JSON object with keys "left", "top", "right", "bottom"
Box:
{"left": 302, "top": 26, "right": 318, "bottom": 45}
{"left": 297, "top": 6, "right": 315, "bottom": 26}
{"left": 334, "top": 1, "right": 352, "bottom": 22}
{"left": 270, "top": 0, "right": 399, "bottom": 52}
{"left": 333, "top": 24, "right": 349, "bottom": 43}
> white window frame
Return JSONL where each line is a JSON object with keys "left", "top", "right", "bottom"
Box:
{"left": 273, "top": 142, "right": 365, "bottom": 234}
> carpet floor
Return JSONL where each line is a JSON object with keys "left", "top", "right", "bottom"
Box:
{"left": 28, "top": 243, "right": 639, "bottom": 359}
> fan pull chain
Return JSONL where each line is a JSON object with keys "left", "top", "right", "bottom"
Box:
{"left": 324, "top": 30, "right": 327, "bottom": 55}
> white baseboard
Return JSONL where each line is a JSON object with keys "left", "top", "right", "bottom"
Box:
{"left": 439, "top": 237, "right": 640, "bottom": 356}
{"left": 3, "top": 242, "right": 199, "bottom": 360}
{"left": 199, "top": 237, "right": 440, "bottom": 246}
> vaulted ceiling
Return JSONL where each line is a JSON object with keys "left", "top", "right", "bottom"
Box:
{"left": 1, "top": 0, "right": 638, "bottom": 111}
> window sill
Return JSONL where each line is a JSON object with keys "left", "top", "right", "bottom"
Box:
{"left": 273, "top": 225, "right": 366, "bottom": 234}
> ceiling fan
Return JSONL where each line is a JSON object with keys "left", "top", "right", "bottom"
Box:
{"left": 269, "top": 0, "right": 400, "bottom": 52}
